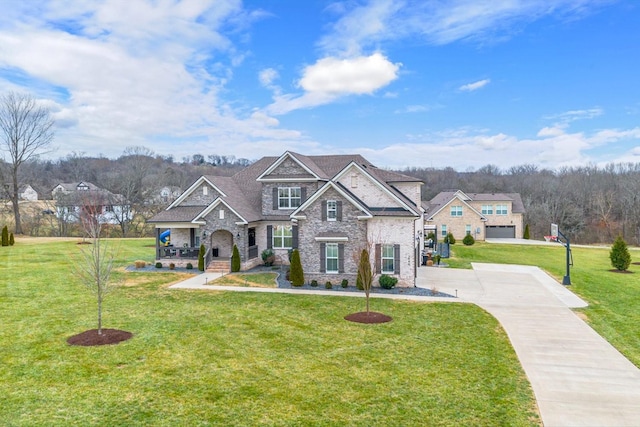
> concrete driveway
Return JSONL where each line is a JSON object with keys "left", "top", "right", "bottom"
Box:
{"left": 418, "top": 264, "right": 640, "bottom": 427}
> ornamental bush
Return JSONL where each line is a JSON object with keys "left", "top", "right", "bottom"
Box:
{"left": 446, "top": 232, "right": 456, "bottom": 244}
{"left": 341, "top": 279, "right": 348, "bottom": 288}
{"left": 523, "top": 224, "right": 531, "bottom": 240}
{"left": 155, "top": 262, "right": 163, "bottom": 269}
{"left": 379, "top": 274, "right": 398, "bottom": 289}
{"left": 610, "top": 235, "right": 631, "bottom": 271}
{"left": 9, "top": 232, "right": 15, "bottom": 246}
{"left": 325, "top": 281, "right": 332, "bottom": 289}
{"left": 462, "top": 234, "right": 475, "bottom": 246}
{"left": 231, "top": 244, "right": 241, "bottom": 272}
{"left": 310, "top": 279, "right": 318, "bottom": 287}
{"left": 1, "top": 225, "right": 8, "bottom": 246}
{"left": 198, "top": 244, "right": 206, "bottom": 271}
{"left": 289, "top": 249, "right": 304, "bottom": 287}
{"left": 186, "top": 263, "right": 193, "bottom": 270}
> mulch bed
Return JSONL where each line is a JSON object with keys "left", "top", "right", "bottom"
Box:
{"left": 344, "top": 311, "right": 393, "bottom": 324}
{"left": 67, "top": 329, "right": 133, "bottom": 346}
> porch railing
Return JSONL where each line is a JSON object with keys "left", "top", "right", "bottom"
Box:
{"left": 157, "top": 246, "right": 200, "bottom": 259}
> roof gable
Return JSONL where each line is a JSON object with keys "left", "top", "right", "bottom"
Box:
{"left": 291, "top": 181, "right": 372, "bottom": 219}
{"left": 195, "top": 197, "right": 248, "bottom": 224}
{"left": 425, "top": 191, "right": 486, "bottom": 220}
{"left": 256, "top": 151, "right": 322, "bottom": 182}
{"left": 168, "top": 176, "right": 226, "bottom": 209}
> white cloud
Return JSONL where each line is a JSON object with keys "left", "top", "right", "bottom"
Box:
{"left": 319, "top": 0, "right": 610, "bottom": 55}
{"left": 459, "top": 79, "right": 490, "bottom": 92}
{"left": 259, "top": 68, "right": 279, "bottom": 87}
{"left": 265, "top": 53, "right": 400, "bottom": 115}
{"left": 394, "top": 105, "right": 430, "bottom": 114}
{"left": 546, "top": 107, "right": 604, "bottom": 124}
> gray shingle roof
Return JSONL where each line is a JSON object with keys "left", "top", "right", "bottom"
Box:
{"left": 147, "top": 206, "right": 205, "bottom": 223}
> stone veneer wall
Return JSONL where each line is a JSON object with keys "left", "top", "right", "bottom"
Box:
{"left": 181, "top": 182, "right": 220, "bottom": 206}
{"left": 298, "top": 187, "right": 367, "bottom": 286}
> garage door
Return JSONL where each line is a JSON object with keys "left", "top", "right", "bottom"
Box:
{"left": 486, "top": 225, "right": 515, "bottom": 238}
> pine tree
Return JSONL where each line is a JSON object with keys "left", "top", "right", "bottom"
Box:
{"left": 9, "top": 232, "right": 15, "bottom": 246}
{"left": 231, "top": 244, "right": 241, "bottom": 272}
{"left": 1, "top": 225, "right": 8, "bottom": 246}
{"left": 523, "top": 224, "right": 530, "bottom": 239}
{"left": 610, "top": 235, "right": 631, "bottom": 271}
{"left": 198, "top": 244, "right": 206, "bottom": 271}
{"left": 289, "top": 249, "right": 304, "bottom": 286}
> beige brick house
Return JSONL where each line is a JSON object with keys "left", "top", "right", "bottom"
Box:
{"left": 148, "top": 152, "right": 424, "bottom": 287}
{"left": 423, "top": 190, "right": 525, "bottom": 241}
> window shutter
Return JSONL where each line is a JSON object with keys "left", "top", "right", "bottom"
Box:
{"left": 292, "top": 225, "right": 298, "bottom": 249}
{"left": 375, "top": 244, "right": 381, "bottom": 274}
{"left": 267, "top": 225, "right": 273, "bottom": 249}
{"left": 321, "top": 200, "right": 327, "bottom": 221}
{"left": 272, "top": 187, "right": 278, "bottom": 210}
{"left": 337, "top": 201, "right": 343, "bottom": 221}
{"left": 338, "top": 244, "right": 344, "bottom": 273}
{"left": 394, "top": 244, "right": 400, "bottom": 274}
{"left": 320, "top": 243, "right": 326, "bottom": 273}
{"left": 301, "top": 187, "right": 307, "bottom": 202}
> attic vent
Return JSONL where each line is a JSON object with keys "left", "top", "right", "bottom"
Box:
{"left": 351, "top": 174, "right": 358, "bottom": 188}
{"left": 203, "top": 186, "right": 208, "bottom": 196}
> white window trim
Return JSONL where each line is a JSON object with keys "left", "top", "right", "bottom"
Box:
{"left": 481, "top": 205, "right": 494, "bottom": 215}
{"left": 381, "top": 244, "right": 394, "bottom": 274}
{"left": 496, "top": 204, "right": 508, "bottom": 215}
{"left": 327, "top": 200, "right": 337, "bottom": 221}
{"left": 326, "top": 243, "right": 339, "bottom": 273}
{"left": 273, "top": 225, "right": 293, "bottom": 249}
{"left": 450, "top": 205, "right": 463, "bottom": 217}
{"left": 278, "top": 187, "right": 302, "bottom": 210}
{"left": 441, "top": 225, "right": 447, "bottom": 237}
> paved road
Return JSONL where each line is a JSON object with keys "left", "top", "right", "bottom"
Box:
{"left": 420, "top": 264, "right": 640, "bottom": 427}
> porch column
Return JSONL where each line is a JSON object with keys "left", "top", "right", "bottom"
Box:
{"left": 155, "top": 228, "right": 160, "bottom": 259}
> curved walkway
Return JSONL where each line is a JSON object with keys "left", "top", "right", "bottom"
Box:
{"left": 420, "top": 263, "right": 640, "bottom": 427}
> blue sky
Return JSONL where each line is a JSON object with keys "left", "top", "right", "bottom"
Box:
{"left": 1, "top": 0, "right": 638, "bottom": 170}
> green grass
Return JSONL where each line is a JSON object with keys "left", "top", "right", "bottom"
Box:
{"left": 449, "top": 241, "right": 640, "bottom": 367}
{"left": 0, "top": 238, "right": 539, "bottom": 426}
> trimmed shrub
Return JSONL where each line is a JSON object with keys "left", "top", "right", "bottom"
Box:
{"left": 446, "top": 232, "right": 456, "bottom": 244}
{"left": 610, "top": 235, "right": 631, "bottom": 271}
{"left": 155, "top": 262, "right": 163, "bottom": 269}
{"left": 523, "top": 224, "right": 531, "bottom": 240}
{"left": 325, "top": 281, "right": 332, "bottom": 289}
{"left": 169, "top": 263, "right": 175, "bottom": 270}
{"left": 341, "top": 279, "right": 348, "bottom": 288}
{"left": 186, "top": 263, "right": 193, "bottom": 270}
{"left": 462, "top": 234, "right": 475, "bottom": 246}
{"left": 198, "top": 244, "right": 205, "bottom": 271}
{"left": 134, "top": 260, "right": 146, "bottom": 269}
{"left": 1, "top": 225, "right": 8, "bottom": 247}
{"left": 231, "top": 244, "right": 241, "bottom": 272}
{"left": 289, "top": 249, "right": 304, "bottom": 287}
{"left": 310, "top": 279, "right": 318, "bottom": 287}
{"left": 261, "top": 248, "right": 275, "bottom": 266}
{"left": 379, "top": 274, "right": 398, "bottom": 289}
{"left": 9, "top": 233, "right": 14, "bottom": 246}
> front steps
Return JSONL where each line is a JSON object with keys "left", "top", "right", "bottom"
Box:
{"left": 206, "top": 259, "right": 231, "bottom": 273}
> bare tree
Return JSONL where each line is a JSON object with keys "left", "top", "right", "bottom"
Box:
{"left": 0, "top": 92, "right": 55, "bottom": 234}
{"left": 73, "top": 192, "right": 117, "bottom": 335}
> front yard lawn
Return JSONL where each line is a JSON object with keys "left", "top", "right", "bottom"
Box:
{"left": 211, "top": 272, "right": 278, "bottom": 287}
{"left": 0, "top": 238, "right": 540, "bottom": 425}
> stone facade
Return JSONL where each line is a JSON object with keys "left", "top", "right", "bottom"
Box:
{"left": 181, "top": 181, "right": 220, "bottom": 206}
{"left": 298, "top": 187, "right": 368, "bottom": 285}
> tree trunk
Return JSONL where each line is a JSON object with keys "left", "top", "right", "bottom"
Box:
{"left": 11, "top": 168, "right": 22, "bottom": 234}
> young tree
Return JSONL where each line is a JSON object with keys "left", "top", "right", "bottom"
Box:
{"left": 73, "top": 193, "right": 117, "bottom": 335}
{"left": 198, "top": 244, "right": 206, "bottom": 271}
{"left": 0, "top": 92, "right": 55, "bottom": 234}
{"left": 357, "top": 248, "right": 373, "bottom": 314}
{"left": 523, "top": 223, "right": 531, "bottom": 239}
{"left": 231, "top": 244, "right": 241, "bottom": 272}
{"left": 610, "top": 235, "right": 631, "bottom": 272}
{"left": 289, "top": 249, "right": 304, "bottom": 287}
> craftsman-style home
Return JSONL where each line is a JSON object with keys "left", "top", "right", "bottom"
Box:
{"left": 148, "top": 152, "right": 424, "bottom": 286}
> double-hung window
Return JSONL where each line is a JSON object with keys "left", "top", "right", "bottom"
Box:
{"left": 273, "top": 225, "right": 293, "bottom": 248}
{"left": 278, "top": 187, "right": 301, "bottom": 209}
{"left": 327, "top": 200, "right": 337, "bottom": 221}
{"left": 450, "top": 205, "right": 463, "bottom": 217}
{"left": 481, "top": 205, "right": 493, "bottom": 215}
{"left": 381, "top": 244, "right": 395, "bottom": 273}
{"left": 441, "top": 225, "right": 447, "bottom": 237}
{"left": 465, "top": 224, "right": 472, "bottom": 235}
{"left": 496, "top": 204, "right": 508, "bottom": 215}
{"left": 325, "top": 243, "right": 339, "bottom": 273}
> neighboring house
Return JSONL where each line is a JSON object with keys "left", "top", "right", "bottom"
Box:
{"left": 18, "top": 185, "right": 39, "bottom": 201}
{"left": 423, "top": 190, "right": 525, "bottom": 241}
{"left": 52, "top": 181, "right": 132, "bottom": 225}
{"left": 157, "top": 186, "right": 182, "bottom": 204}
{"left": 148, "top": 151, "right": 424, "bottom": 286}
